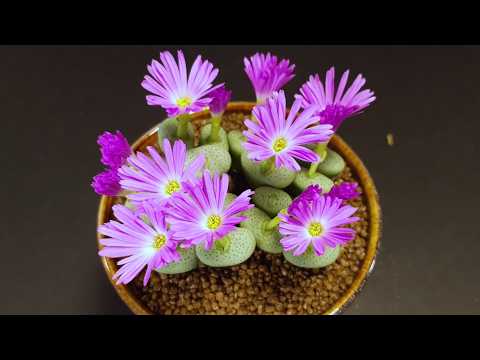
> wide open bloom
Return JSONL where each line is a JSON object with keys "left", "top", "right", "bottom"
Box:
{"left": 244, "top": 52, "right": 295, "bottom": 103}
{"left": 141, "top": 50, "right": 223, "bottom": 117}
{"left": 243, "top": 90, "right": 333, "bottom": 171}
{"left": 166, "top": 171, "right": 254, "bottom": 250}
{"left": 296, "top": 67, "right": 376, "bottom": 131}
{"left": 279, "top": 194, "right": 359, "bottom": 256}
{"left": 98, "top": 201, "right": 181, "bottom": 286}
{"left": 118, "top": 139, "right": 205, "bottom": 207}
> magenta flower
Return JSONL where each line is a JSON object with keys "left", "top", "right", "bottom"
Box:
{"left": 166, "top": 171, "right": 254, "bottom": 250}
{"left": 98, "top": 201, "right": 181, "bottom": 286}
{"left": 91, "top": 130, "right": 131, "bottom": 196}
{"left": 141, "top": 50, "right": 223, "bottom": 117}
{"left": 328, "top": 182, "right": 360, "bottom": 201}
{"left": 296, "top": 67, "right": 375, "bottom": 131}
{"left": 243, "top": 90, "right": 333, "bottom": 172}
{"left": 208, "top": 85, "right": 232, "bottom": 117}
{"left": 91, "top": 168, "right": 122, "bottom": 196}
{"left": 244, "top": 52, "right": 295, "bottom": 103}
{"left": 288, "top": 184, "right": 322, "bottom": 213}
{"left": 97, "top": 131, "right": 131, "bottom": 169}
{"left": 279, "top": 195, "right": 359, "bottom": 256}
{"left": 118, "top": 139, "right": 205, "bottom": 207}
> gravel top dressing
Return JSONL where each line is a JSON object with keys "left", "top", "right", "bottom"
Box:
{"left": 126, "top": 113, "right": 369, "bottom": 315}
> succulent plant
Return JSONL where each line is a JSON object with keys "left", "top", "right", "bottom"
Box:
{"left": 94, "top": 50, "right": 374, "bottom": 286}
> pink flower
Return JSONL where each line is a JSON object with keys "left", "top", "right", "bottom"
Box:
{"left": 166, "top": 171, "right": 254, "bottom": 250}
{"left": 91, "top": 168, "right": 121, "bottom": 196}
{"left": 296, "top": 67, "right": 375, "bottom": 131}
{"left": 98, "top": 201, "right": 181, "bottom": 286}
{"left": 118, "top": 139, "right": 205, "bottom": 208}
{"left": 141, "top": 50, "right": 223, "bottom": 116}
{"left": 243, "top": 90, "right": 333, "bottom": 171}
{"left": 244, "top": 52, "right": 295, "bottom": 103}
{"left": 279, "top": 194, "right": 359, "bottom": 256}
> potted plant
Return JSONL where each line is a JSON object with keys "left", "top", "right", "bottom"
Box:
{"left": 94, "top": 50, "right": 381, "bottom": 315}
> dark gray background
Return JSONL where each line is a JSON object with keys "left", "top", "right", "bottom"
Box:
{"left": 1, "top": 45, "right": 479, "bottom": 314}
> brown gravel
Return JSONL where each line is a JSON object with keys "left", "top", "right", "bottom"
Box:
{"left": 127, "top": 112, "right": 370, "bottom": 315}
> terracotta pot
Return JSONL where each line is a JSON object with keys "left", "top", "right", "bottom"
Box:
{"left": 97, "top": 102, "right": 382, "bottom": 315}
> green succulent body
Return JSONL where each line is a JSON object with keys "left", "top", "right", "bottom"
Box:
{"left": 316, "top": 148, "right": 345, "bottom": 178}
{"left": 195, "top": 228, "right": 256, "bottom": 267}
{"left": 186, "top": 143, "right": 232, "bottom": 175}
{"left": 199, "top": 123, "right": 229, "bottom": 150}
{"left": 157, "top": 247, "right": 198, "bottom": 274}
{"left": 291, "top": 168, "right": 334, "bottom": 195}
{"left": 227, "top": 130, "right": 246, "bottom": 158}
{"left": 157, "top": 117, "right": 195, "bottom": 149}
{"left": 240, "top": 207, "right": 283, "bottom": 254}
{"left": 252, "top": 186, "right": 292, "bottom": 217}
{"left": 241, "top": 153, "right": 295, "bottom": 189}
{"left": 283, "top": 245, "right": 341, "bottom": 268}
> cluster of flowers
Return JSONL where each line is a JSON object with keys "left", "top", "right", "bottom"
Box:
{"left": 92, "top": 49, "right": 374, "bottom": 286}
{"left": 98, "top": 139, "right": 254, "bottom": 286}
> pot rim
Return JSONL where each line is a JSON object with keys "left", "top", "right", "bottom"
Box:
{"left": 96, "top": 101, "right": 382, "bottom": 315}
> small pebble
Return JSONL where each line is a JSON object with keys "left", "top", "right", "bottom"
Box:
{"left": 386, "top": 133, "right": 394, "bottom": 146}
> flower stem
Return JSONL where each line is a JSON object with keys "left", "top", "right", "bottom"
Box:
{"left": 214, "top": 235, "right": 231, "bottom": 252}
{"left": 308, "top": 142, "right": 328, "bottom": 178}
{"left": 118, "top": 189, "right": 131, "bottom": 197}
{"left": 260, "top": 157, "right": 275, "bottom": 175}
{"left": 176, "top": 113, "right": 190, "bottom": 142}
{"left": 263, "top": 216, "right": 281, "bottom": 231}
{"left": 208, "top": 116, "right": 222, "bottom": 143}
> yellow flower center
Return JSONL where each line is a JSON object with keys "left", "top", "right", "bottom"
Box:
{"left": 207, "top": 215, "right": 222, "bottom": 230}
{"left": 272, "top": 137, "right": 288, "bottom": 153}
{"left": 152, "top": 234, "right": 167, "bottom": 249}
{"left": 308, "top": 222, "right": 323, "bottom": 237}
{"left": 165, "top": 180, "right": 181, "bottom": 196}
{"left": 176, "top": 96, "right": 192, "bottom": 108}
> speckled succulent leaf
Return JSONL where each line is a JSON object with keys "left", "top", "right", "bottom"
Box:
{"left": 316, "top": 148, "right": 345, "bottom": 178}
{"left": 186, "top": 143, "right": 232, "bottom": 175}
{"left": 283, "top": 245, "right": 341, "bottom": 268}
{"left": 227, "top": 130, "right": 246, "bottom": 158}
{"left": 195, "top": 228, "right": 256, "bottom": 267}
{"left": 157, "top": 247, "right": 198, "bottom": 274}
{"left": 292, "top": 168, "right": 334, "bottom": 194}
{"left": 199, "top": 123, "right": 229, "bottom": 150}
{"left": 157, "top": 117, "right": 195, "bottom": 149}
{"left": 240, "top": 207, "right": 283, "bottom": 254}
{"left": 252, "top": 187, "right": 292, "bottom": 217}
{"left": 241, "top": 152, "right": 296, "bottom": 189}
